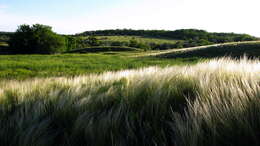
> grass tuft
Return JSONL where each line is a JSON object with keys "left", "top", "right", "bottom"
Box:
{"left": 0, "top": 57, "right": 259, "bottom": 146}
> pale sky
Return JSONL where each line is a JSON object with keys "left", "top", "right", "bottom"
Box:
{"left": 0, "top": 0, "right": 260, "bottom": 36}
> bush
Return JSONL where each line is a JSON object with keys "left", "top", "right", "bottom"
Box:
{"left": 129, "top": 38, "right": 139, "bottom": 47}
{"left": 175, "top": 41, "right": 184, "bottom": 48}
{"left": 9, "top": 24, "right": 66, "bottom": 54}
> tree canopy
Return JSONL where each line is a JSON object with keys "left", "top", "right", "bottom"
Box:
{"left": 9, "top": 24, "right": 66, "bottom": 54}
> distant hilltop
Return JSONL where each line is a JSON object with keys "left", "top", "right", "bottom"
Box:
{"left": 77, "top": 29, "right": 258, "bottom": 43}
{"left": 1, "top": 29, "right": 258, "bottom": 43}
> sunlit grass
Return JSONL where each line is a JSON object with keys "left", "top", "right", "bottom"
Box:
{"left": 0, "top": 42, "right": 8, "bottom": 47}
{"left": 96, "top": 35, "right": 181, "bottom": 44}
{"left": 0, "top": 57, "right": 259, "bottom": 146}
{"left": 0, "top": 53, "right": 200, "bottom": 80}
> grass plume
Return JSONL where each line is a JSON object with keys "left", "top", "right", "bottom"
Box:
{"left": 0, "top": 57, "right": 259, "bottom": 146}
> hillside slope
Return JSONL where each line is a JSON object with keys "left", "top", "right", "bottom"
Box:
{"left": 78, "top": 29, "right": 257, "bottom": 43}
{"left": 75, "top": 29, "right": 258, "bottom": 51}
{"left": 142, "top": 41, "right": 260, "bottom": 58}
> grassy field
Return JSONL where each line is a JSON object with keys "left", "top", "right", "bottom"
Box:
{"left": 1, "top": 41, "right": 259, "bottom": 80}
{"left": 94, "top": 35, "right": 181, "bottom": 44}
{"left": 0, "top": 52, "right": 200, "bottom": 80}
{"left": 98, "top": 36, "right": 179, "bottom": 44}
{"left": 0, "top": 58, "right": 259, "bottom": 146}
{"left": 0, "top": 41, "right": 259, "bottom": 146}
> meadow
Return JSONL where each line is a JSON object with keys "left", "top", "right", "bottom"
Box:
{"left": 1, "top": 41, "right": 259, "bottom": 80}
{"left": 0, "top": 58, "right": 259, "bottom": 146}
{"left": 76, "top": 35, "right": 183, "bottom": 50}
{"left": 0, "top": 52, "right": 200, "bottom": 80}
{"left": 0, "top": 32, "right": 260, "bottom": 146}
{"left": 96, "top": 35, "right": 181, "bottom": 44}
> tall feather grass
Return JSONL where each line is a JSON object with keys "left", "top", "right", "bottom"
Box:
{"left": 0, "top": 57, "right": 259, "bottom": 146}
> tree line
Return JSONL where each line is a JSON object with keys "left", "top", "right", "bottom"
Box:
{"left": 3, "top": 24, "right": 258, "bottom": 54}
{"left": 2, "top": 25, "right": 108, "bottom": 54}
{"left": 78, "top": 29, "right": 257, "bottom": 43}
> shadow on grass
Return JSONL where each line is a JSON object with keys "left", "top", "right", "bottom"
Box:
{"left": 0, "top": 46, "right": 12, "bottom": 55}
{"left": 158, "top": 43, "right": 260, "bottom": 59}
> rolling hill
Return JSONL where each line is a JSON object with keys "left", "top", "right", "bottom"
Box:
{"left": 156, "top": 41, "right": 260, "bottom": 59}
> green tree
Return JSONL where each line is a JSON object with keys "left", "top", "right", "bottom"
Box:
{"left": 9, "top": 24, "right": 66, "bottom": 54}
{"left": 175, "top": 41, "right": 184, "bottom": 48}
{"left": 129, "top": 38, "right": 138, "bottom": 47}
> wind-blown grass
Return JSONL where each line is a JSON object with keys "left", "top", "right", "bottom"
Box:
{"left": 0, "top": 57, "right": 259, "bottom": 146}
